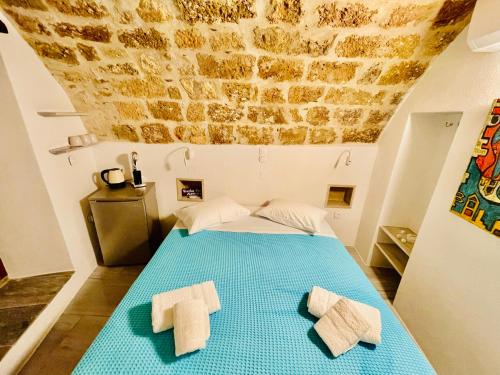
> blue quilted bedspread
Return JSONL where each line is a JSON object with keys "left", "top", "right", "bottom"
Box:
{"left": 73, "top": 229, "right": 435, "bottom": 374}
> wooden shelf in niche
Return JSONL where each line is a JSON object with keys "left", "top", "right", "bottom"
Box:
{"left": 374, "top": 225, "right": 417, "bottom": 276}
{"left": 325, "top": 185, "right": 355, "bottom": 208}
{"left": 374, "top": 243, "right": 408, "bottom": 276}
{"left": 176, "top": 178, "right": 204, "bottom": 202}
{"left": 380, "top": 225, "right": 416, "bottom": 257}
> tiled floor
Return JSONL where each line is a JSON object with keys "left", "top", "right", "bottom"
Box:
{"left": 19, "top": 266, "right": 144, "bottom": 375}
{"left": 18, "top": 249, "right": 400, "bottom": 374}
{"left": 0, "top": 272, "right": 73, "bottom": 360}
{"left": 346, "top": 246, "right": 401, "bottom": 303}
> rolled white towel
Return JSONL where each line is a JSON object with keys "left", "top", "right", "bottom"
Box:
{"left": 173, "top": 299, "right": 210, "bottom": 357}
{"left": 152, "top": 280, "right": 221, "bottom": 333}
{"left": 307, "top": 286, "right": 339, "bottom": 318}
{"left": 314, "top": 298, "right": 370, "bottom": 357}
{"left": 308, "top": 286, "right": 382, "bottom": 345}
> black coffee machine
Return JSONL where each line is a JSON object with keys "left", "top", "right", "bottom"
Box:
{"left": 131, "top": 152, "right": 146, "bottom": 188}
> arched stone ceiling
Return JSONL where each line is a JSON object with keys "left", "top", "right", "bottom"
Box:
{"left": 0, "top": 0, "right": 475, "bottom": 145}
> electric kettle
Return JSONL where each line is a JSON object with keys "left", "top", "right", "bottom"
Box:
{"left": 101, "top": 168, "right": 126, "bottom": 189}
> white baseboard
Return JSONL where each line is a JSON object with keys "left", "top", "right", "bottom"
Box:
{"left": 0, "top": 268, "right": 93, "bottom": 375}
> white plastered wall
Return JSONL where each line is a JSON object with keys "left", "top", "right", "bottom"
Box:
{"left": 93, "top": 142, "right": 378, "bottom": 246}
{"left": 382, "top": 112, "right": 462, "bottom": 233}
{"left": 0, "top": 55, "right": 73, "bottom": 278}
{"left": 0, "top": 14, "right": 98, "bottom": 374}
{"left": 0, "top": 14, "right": 98, "bottom": 276}
{"left": 355, "top": 28, "right": 500, "bottom": 375}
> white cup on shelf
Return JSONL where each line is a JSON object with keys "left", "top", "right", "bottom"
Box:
{"left": 68, "top": 135, "right": 83, "bottom": 147}
{"left": 89, "top": 133, "right": 99, "bottom": 144}
{"left": 80, "top": 134, "right": 92, "bottom": 146}
{"left": 406, "top": 234, "right": 417, "bottom": 244}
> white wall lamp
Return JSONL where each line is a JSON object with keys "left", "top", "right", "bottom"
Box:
{"left": 165, "top": 146, "right": 194, "bottom": 171}
{"left": 334, "top": 149, "right": 352, "bottom": 169}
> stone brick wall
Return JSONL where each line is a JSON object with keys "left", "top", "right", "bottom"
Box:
{"left": 0, "top": 0, "right": 475, "bottom": 145}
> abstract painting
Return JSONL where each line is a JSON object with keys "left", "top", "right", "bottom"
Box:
{"left": 451, "top": 99, "right": 500, "bottom": 237}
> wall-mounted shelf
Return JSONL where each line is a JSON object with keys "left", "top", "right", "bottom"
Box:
{"left": 38, "top": 111, "right": 88, "bottom": 117}
{"left": 49, "top": 144, "right": 96, "bottom": 155}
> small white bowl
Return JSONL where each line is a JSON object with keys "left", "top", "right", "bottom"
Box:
{"left": 68, "top": 135, "right": 83, "bottom": 146}
{"left": 89, "top": 133, "right": 99, "bottom": 144}
{"left": 406, "top": 234, "right": 417, "bottom": 243}
{"left": 80, "top": 134, "right": 92, "bottom": 146}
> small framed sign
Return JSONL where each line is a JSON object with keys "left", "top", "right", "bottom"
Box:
{"left": 176, "top": 178, "right": 204, "bottom": 202}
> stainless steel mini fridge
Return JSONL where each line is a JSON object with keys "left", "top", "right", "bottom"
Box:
{"left": 88, "top": 182, "right": 161, "bottom": 266}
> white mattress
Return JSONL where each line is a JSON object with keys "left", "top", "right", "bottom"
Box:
{"left": 173, "top": 214, "right": 337, "bottom": 238}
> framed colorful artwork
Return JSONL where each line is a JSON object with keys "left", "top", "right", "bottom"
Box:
{"left": 451, "top": 99, "right": 500, "bottom": 237}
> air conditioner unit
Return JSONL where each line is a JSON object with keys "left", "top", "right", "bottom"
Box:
{"left": 467, "top": 0, "right": 500, "bottom": 52}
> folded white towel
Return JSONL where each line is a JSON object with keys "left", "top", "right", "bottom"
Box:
{"left": 152, "top": 280, "right": 221, "bottom": 333}
{"left": 314, "top": 298, "right": 370, "bottom": 357}
{"left": 190, "top": 281, "right": 221, "bottom": 312}
{"left": 173, "top": 299, "right": 210, "bottom": 357}
{"left": 307, "top": 286, "right": 382, "bottom": 345}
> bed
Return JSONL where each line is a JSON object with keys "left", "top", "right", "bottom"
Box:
{"left": 72, "top": 216, "right": 435, "bottom": 374}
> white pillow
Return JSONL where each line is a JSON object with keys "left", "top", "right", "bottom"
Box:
{"left": 175, "top": 197, "right": 250, "bottom": 235}
{"left": 255, "top": 199, "right": 327, "bottom": 234}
